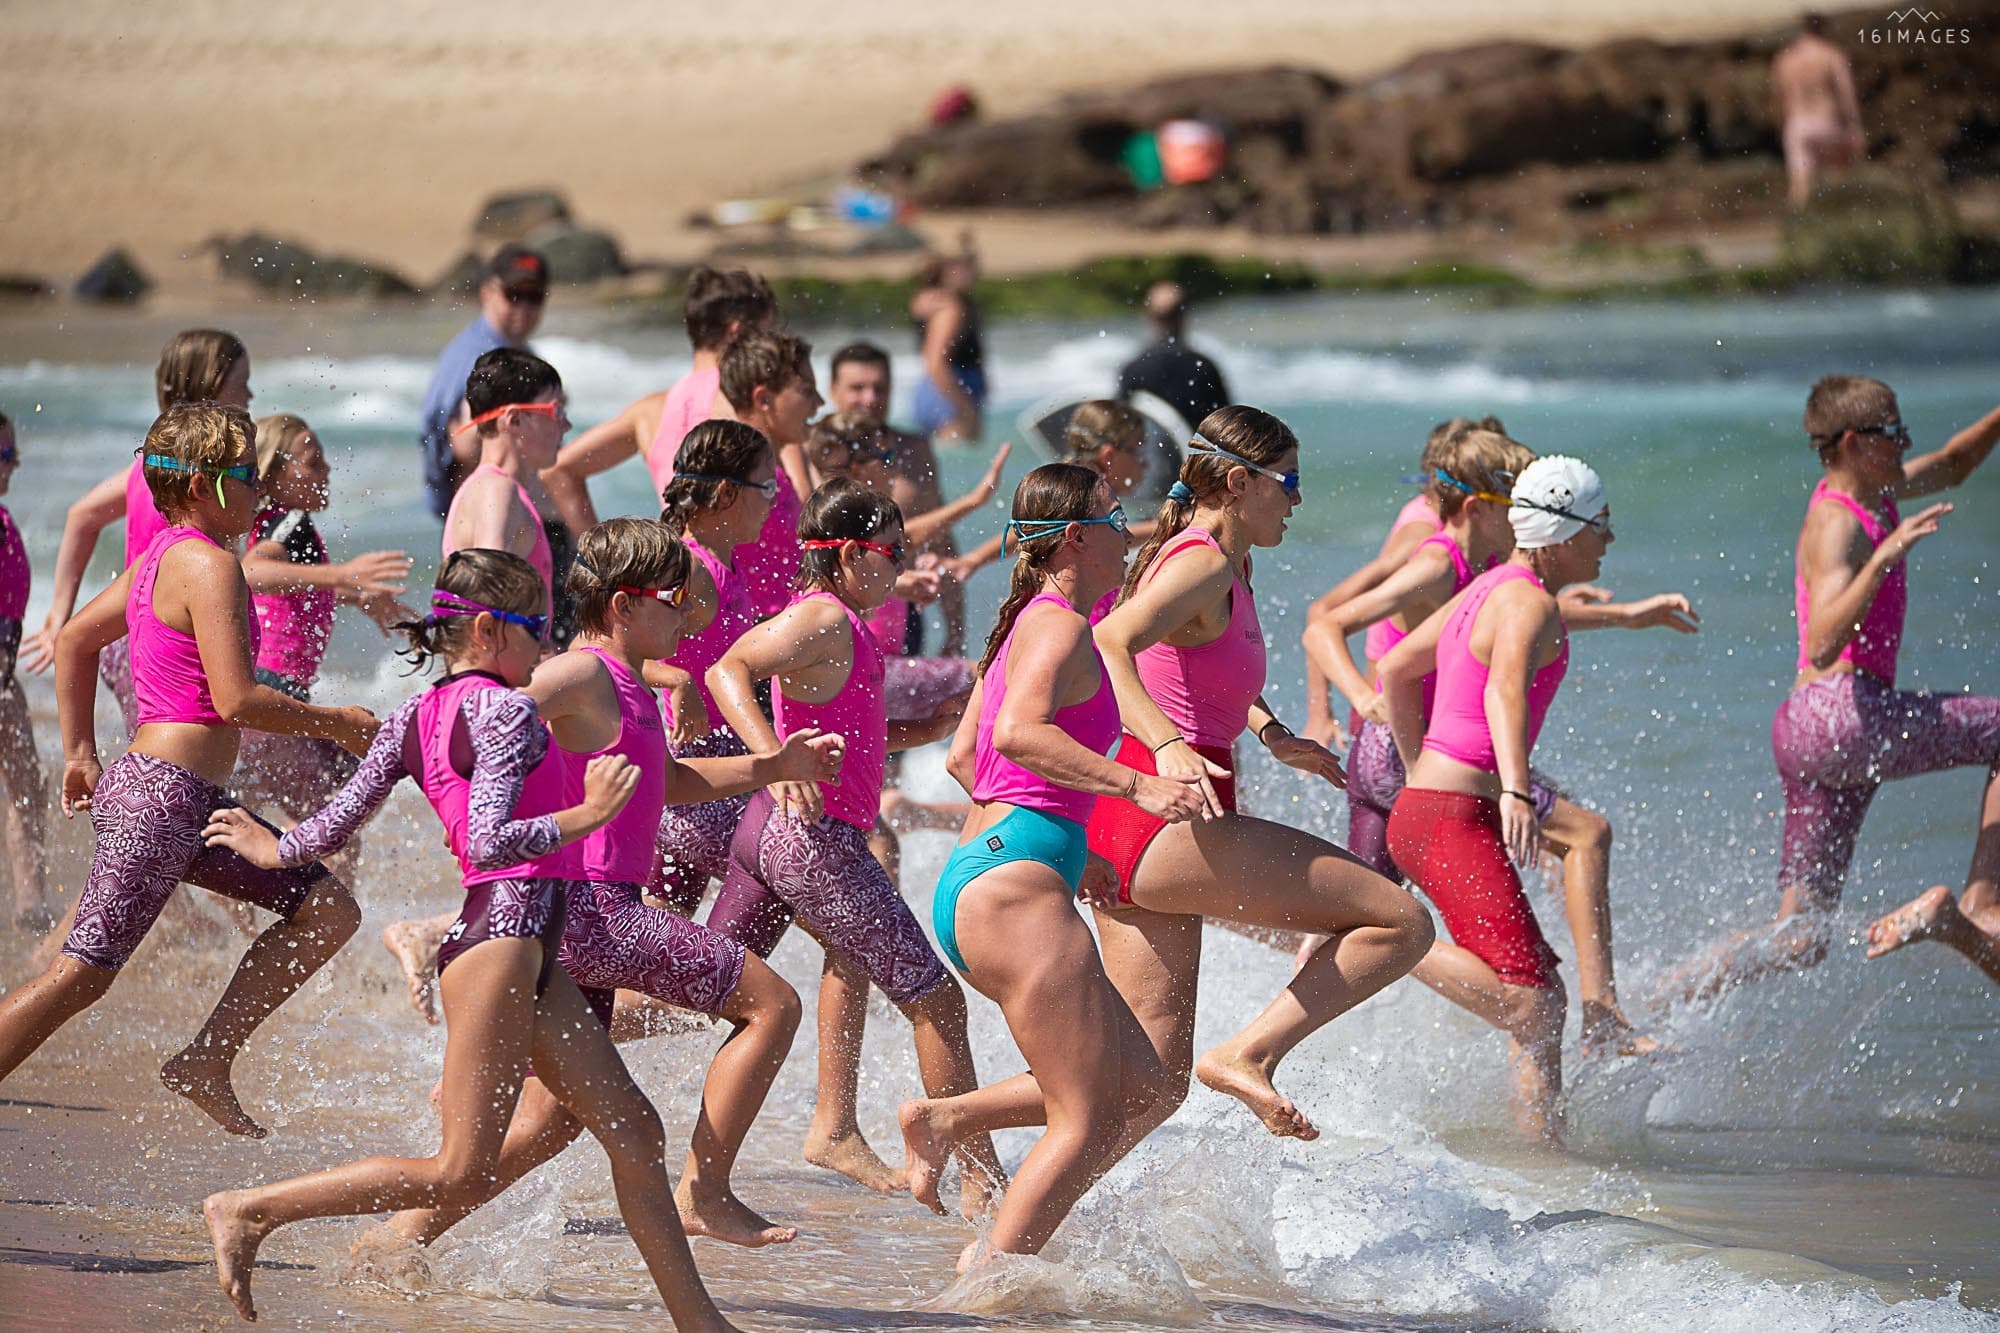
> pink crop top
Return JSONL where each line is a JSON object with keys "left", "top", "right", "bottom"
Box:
{"left": 128, "top": 526, "right": 261, "bottom": 727}
{"left": 772, "top": 591, "right": 886, "bottom": 830}
{"left": 0, "top": 504, "right": 27, "bottom": 620}
{"left": 1130, "top": 528, "right": 1266, "bottom": 749}
{"left": 249, "top": 505, "right": 336, "bottom": 689}
{"left": 643, "top": 366, "right": 723, "bottom": 495}
{"left": 669, "top": 536, "right": 757, "bottom": 731}
{"left": 123, "top": 459, "right": 171, "bottom": 570}
{"left": 1795, "top": 480, "right": 1904, "bottom": 683}
{"left": 1363, "top": 493, "right": 1441, "bottom": 662}
{"left": 1422, "top": 563, "right": 1568, "bottom": 773}
{"left": 442, "top": 465, "right": 554, "bottom": 616}
{"left": 972, "top": 592, "right": 1121, "bottom": 826}
{"left": 564, "top": 647, "right": 669, "bottom": 883}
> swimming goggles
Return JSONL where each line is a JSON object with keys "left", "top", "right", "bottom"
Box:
{"left": 1001, "top": 505, "right": 1129, "bottom": 554}
{"left": 1513, "top": 498, "right": 1613, "bottom": 538}
{"left": 1855, "top": 422, "right": 1912, "bottom": 448}
{"left": 142, "top": 452, "right": 257, "bottom": 508}
{"left": 1432, "top": 468, "right": 1515, "bottom": 506}
{"left": 618, "top": 581, "right": 688, "bottom": 609}
{"left": 801, "top": 537, "right": 905, "bottom": 564}
{"left": 452, "top": 400, "right": 569, "bottom": 436}
{"left": 674, "top": 470, "right": 780, "bottom": 498}
{"left": 430, "top": 589, "right": 550, "bottom": 640}
{"left": 1189, "top": 433, "right": 1300, "bottom": 500}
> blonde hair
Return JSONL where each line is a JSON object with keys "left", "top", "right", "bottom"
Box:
{"left": 155, "top": 329, "right": 248, "bottom": 411}
{"left": 567, "top": 518, "right": 691, "bottom": 636}
{"left": 252, "top": 413, "right": 313, "bottom": 482}
{"left": 1429, "top": 428, "right": 1535, "bottom": 520}
{"left": 141, "top": 402, "right": 255, "bottom": 515}
{"left": 1062, "top": 400, "right": 1144, "bottom": 463}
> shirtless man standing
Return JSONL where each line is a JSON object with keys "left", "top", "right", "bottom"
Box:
{"left": 1772, "top": 13, "right": 1866, "bottom": 209}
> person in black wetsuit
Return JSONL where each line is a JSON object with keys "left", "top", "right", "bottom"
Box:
{"left": 1117, "top": 282, "right": 1230, "bottom": 433}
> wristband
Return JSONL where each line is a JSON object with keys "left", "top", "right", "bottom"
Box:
{"left": 1151, "top": 734, "right": 1186, "bottom": 754}
{"left": 1124, "top": 767, "right": 1139, "bottom": 800}
{"left": 1501, "top": 789, "right": 1534, "bottom": 804}
{"left": 1258, "top": 719, "right": 1292, "bottom": 745}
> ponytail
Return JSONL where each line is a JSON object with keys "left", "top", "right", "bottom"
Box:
{"left": 659, "top": 420, "right": 772, "bottom": 535}
{"left": 976, "top": 463, "right": 1103, "bottom": 677}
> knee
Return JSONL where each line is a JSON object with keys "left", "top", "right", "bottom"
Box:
{"left": 763, "top": 980, "right": 804, "bottom": 1042}
{"left": 1393, "top": 895, "right": 1438, "bottom": 963}
{"left": 1577, "top": 812, "right": 1612, "bottom": 855}
{"left": 907, "top": 975, "right": 968, "bottom": 1030}
{"left": 300, "top": 882, "right": 362, "bottom": 946}
{"left": 1507, "top": 981, "right": 1567, "bottom": 1049}
{"left": 596, "top": 1095, "right": 669, "bottom": 1165}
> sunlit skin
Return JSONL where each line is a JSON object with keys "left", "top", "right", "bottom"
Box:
{"left": 0, "top": 422, "right": 52, "bottom": 926}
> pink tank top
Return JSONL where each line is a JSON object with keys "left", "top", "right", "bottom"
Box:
{"left": 1795, "top": 479, "right": 1905, "bottom": 683}
{"left": 866, "top": 597, "right": 911, "bottom": 655}
{"left": 249, "top": 505, "right": 336, "bottom": 688}
{"left": 1422, "top": 563, "right": 1568, "bottom": 773}
{"left": 129, "top": 526, "right": 261, "bottom": 727}
{"left": 772, "top": 591, "right": 886, "bottom": 830}
{"left": 1363, "top": 493, "right": 1441, "bottom": 662}
{"left": 411, "top": 671, "right": 570, "bottom": 885}
{"left": 972, "top": 592, "right": 1120, "bottom": 826}
{"left": 123, "top": 460, "right": 171, "bottom": 569}
{"left": 642, "top": 366, "right": 723, "bottom": 495}
{"left": 564, "top": 647, "right": 668, "bottom": 883}
{"left": 1131, "top": 528, "right": 1266, "bottom": 749}
{"left": 740, "top": 482, "right": 803, "bottom": 618}
{"left": 1375, "top": 532, "right": 1474, "bottom": 718}
{"left": 0, "top": 504, "right": 26, "bottom": 619}
{"left": 668, "top": 535, "right": 757, "bottom": 729}
{"left": 442, "top": 464, "right": 555, "bottom": 615}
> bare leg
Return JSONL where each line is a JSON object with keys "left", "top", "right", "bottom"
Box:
{"left": 898, "top": 975, "right": 1004, "bottom": 1213}
{"left": 382, "top": 910, "right": 457, "bottom": 1024}
{"left": 163, "top": 881, "right": 362, "bottom": 1138}
{"left": 0, "top": 682, "right": 51, "bottom": 928}
{"left": 1866, "top": 769, "right": 2000, "bottom": 985}
{"left": 1657, "top": 888, "right": 1835, "bottom": 1005}
{"left": 1411, "top": 939, "right": 1566, "bottom": 1143}
{"left": 1538, "top": 799, "right": 1661, "bottom": 1056}
{"left": 802, "top": 949, "right": 904, "bottom": 1191}
{"left": 378, "top": 1078, "right": 585, "bottom": 1247}
{"left": 0, "top": 954, "right": 118, "bottom": 1083}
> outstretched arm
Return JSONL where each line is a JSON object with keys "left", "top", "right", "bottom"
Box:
{"left": 542, "top": 394, "right": 661, "bottom": 532}
{"left": 23, "top": 465, "right": 129, "bottom": 674}
{"left": 902, "top": 442, "right": 1011, "bottom": 547}
{"left": 1897, "top": 402, "right": 2000, "bottom": 499}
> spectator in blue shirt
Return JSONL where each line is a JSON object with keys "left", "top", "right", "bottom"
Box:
{"left": 418, "top": 245, "right": 547, "bottom": 518}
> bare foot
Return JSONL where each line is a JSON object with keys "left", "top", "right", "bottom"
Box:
{"left": 1579, "top": 1001, "right": 1672, "bottom": 1059}
{"left": 675, "top": 1182, "right": 798, "bottom": 1247}
{"left": 805, "top": 1127, "right": 907, "bottom": 1194}
{"left": 1867, "top": 884, "right": 1958, "bottom": 959}
{"left": 381, "top": 919, "right": 442, "bottom": 1024}
{"left": 1195, "top": 1047, "right": 1318, "bottom": 1140}
{"left": 895, "top": 1101, "right": 952, "bottom": 1215}
{"left": 956, "top": 1238, "right": 981, "bottom": 1274}
{"left": 204, "top": 1191, "right": 271, "bottom": 1322}
{"left": 346, "top": 1222, "right": 433, "bottom": 1291}
{"left": 163, "top": 1050, "right": 267, "bottom": 1139}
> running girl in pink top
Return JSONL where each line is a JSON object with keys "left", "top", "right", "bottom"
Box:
{"left": 1683, "top": 376, "right": 2000, "bottom": 994}
{"left": 198, "top": 547, "right": 740, "bottom": 1331}
{"left": 0, "top": 409, "right": 52, "bottom": 927}
{"left": 234, "top": 412, "right": 415, "bottom": 826}
{"left": 22, "top": 331, "right": 255, "bottom": 734}
{"left": 364, "top": 521, "right": 840, "bottom": 1258}
{"left": 897, "top": 464, "right": 1203, "bottom": 1258}
{"left": 1380, "top": 454, "right": 1614, "bottom": 1143}
{"left": 1086, "top": 407, "right": 1434, "bottom": 1145}
{"left": 544, "top": 266, "right": 775, "bottom": 533}
{"left": 706, "top": 478, "right": 1005, "bottom": 1209}
{"left": 0, "top": 404, "right": 374, "bottom": 1143}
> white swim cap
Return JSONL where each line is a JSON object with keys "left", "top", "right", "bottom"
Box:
{"left": 1509, "top": 455, "right": 1606, "bottom": 550}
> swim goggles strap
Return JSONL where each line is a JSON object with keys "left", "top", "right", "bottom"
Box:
{"left": 429, "top": 589, "right": 547, "bottom": 637}
{"left": 1432, "top": 467, "right": 1515, "bottom": 506}
{"left": 142, "top": 452, "right": 249, "bottom": 510}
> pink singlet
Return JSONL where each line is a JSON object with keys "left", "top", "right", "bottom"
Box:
{"left": 668, "top": 535, "right": 757, "bottom": 730}
{"left": 972, "top": 592, "right": 1121, "bottom": 826}
{"left": 741, "top": 483, "right": 803, "bottom": 618}
{"left": 1363, "top": 494, "right": 1441, "bottom": 662}
{"left": 1422, "top": 563, "right": 1568, "bottom": 772}
{"left": 442, "top": 464, "right": 555, "bottom": 615}
{"left": 0, "top": 503, "right": 27, "bottom": 619}
{"left": 1794, "top": 479, "right": 1904, "bottom": 683}
{"left": 563, "top": 647, "right": 668, "bottom": 884}
{"left": 411, "top": 671, "right": 571, "bottom": 885}
{"left": 1377, "top": 531, "right": 1474, "bottom": 714}
{"left": 1131, "top": 527, "right": 1266, "bottom": 749}
{"left": 772, "top": 591, "right": 886, "bottom": 829}
{"left": 128, "top": 526, "right": 261, "bottom": 726}
{"left": 122, "top": 460, "right": 171, "bottom": 570}
{"left": 249, "top": 505, "right": 336, "bottom": 689}
{"left": 642, "top": 367, "right": 723, "bottom": 496}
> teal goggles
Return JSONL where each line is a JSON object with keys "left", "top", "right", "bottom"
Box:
{"left": 142, "top": 452, "right": 257, "bottom": 509}
{"left": 1002, "top": 505, "right": 1128, "bottom": 555}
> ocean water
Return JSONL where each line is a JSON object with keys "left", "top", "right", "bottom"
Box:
{"left": 0, "top": 287, "right": 1996, "bottom": 1331}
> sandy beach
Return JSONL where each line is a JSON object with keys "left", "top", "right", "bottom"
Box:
{"left": 1, "top": 0, "right": 1823, "bottom": 294}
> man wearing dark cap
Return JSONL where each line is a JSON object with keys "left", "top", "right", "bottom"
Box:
{"left": 1116, "top": 281, "right": 1230, "bottom": 434}
{"left": 417, "top": 244, "right": 548, "bottom": 518}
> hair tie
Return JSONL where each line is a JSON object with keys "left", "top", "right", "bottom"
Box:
{"left": 1167, "top": 480, "right": 1195, "bottom": 505}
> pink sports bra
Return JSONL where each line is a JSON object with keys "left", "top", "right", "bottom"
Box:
{"left": 0, "top": 504, "right": 26, "bottom": 620}
{"left": 643, "top": 366, "right": 723, "bottom": 495}
{"left": 668, "top": 535, "right": 757, "bottom": 731}
{"left": 772, "top": 591, "right": 886, "bottom": 830}
{"left": 1131, "top": 527, "right": 1266, "bottom": 749}
{"left": 1422, "top": 563, "right": 1568, "bottom": 773}
{"left": 442, "top": 464, "right": 554, "bottom": 615}
{"left": 1795, "top": 479, "right": 1904, "bottom": 683}
{"left": 128, "top": 526, "right": 261, "bottom": 727}
{"left": 564, "top": 647, "right": 668, "bottom": 884}
{"left": 411, "top": 671, "right": 571, "bottom": 885}
{"left": 123, "top": 459, "right": 171, "bottom": 570}
{"left": 1363, "top": 493, "right": 1441, "bottom": 662}
{"left": 972, "top": 592, "right": 1121, "bottom": 826}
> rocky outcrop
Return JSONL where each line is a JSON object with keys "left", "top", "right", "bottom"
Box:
{"left": 859, "top": 2, "right": 2000, "bottom": 243}
{"left": 204, "top": 233, "right": 418, "bottom": 298}
{"left": 74, "top": 248, "right": 151, "bottom": 303}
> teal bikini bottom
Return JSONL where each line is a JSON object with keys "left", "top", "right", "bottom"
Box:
{"left": 931, "top": 806, "right": 1088, "bottom": 974}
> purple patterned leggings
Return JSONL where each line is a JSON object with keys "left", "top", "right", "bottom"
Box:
{"left": 61, "top": 751, "right": 331, "bottom": 971}
{"left": 1774, "top": 672, "right": 2000, "bottom": 904}
{"left": 560, "top": 879, "right": 748, "bottom": 1028}
{"left": 708, "top": 790, "right": 949, "bottom": 1006}
{"left": 1345, "top": 716, "right": 1558, "bottom": 882}
{"left": 651, "top": 729, "right": 750, "bottom": 914}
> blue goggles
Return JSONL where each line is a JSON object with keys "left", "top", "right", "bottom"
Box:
{"left": 1189, "top": 433, "right": 1300, "bottom": 500}
{"left": 431, "top": 590, "right": 550, "bottom": 641}
{"left": 142, "top": 451, "right": 258, "bottom": 508}
{"left": 1002, "top": 505, "right": 1129, "bottom": 555}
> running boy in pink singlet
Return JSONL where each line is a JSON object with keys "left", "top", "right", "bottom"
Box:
{"left": 0, "top": 404, "right": 374, "bottom": 1143}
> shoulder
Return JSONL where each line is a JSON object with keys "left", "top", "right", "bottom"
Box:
{"left": 463, "top": 682, "right": 543, "bottom": 734}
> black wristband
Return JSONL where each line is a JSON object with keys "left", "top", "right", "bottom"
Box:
{"left": 1501, "top": 789, "right": 1534, "bottom": 804}
{"left": 1151, "top": 734, "right": 1186, "bottom": 754}
{"left": 1258, "top": 719, "right": 1291, "bottom": 745}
